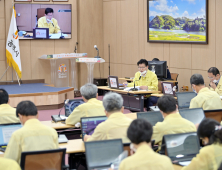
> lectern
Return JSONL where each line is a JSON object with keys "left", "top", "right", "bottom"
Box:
{"left": 39, "top": 53, "right": 87, "bottom": 88}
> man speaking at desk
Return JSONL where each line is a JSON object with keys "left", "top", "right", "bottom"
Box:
{"left": 38, "top": 8, "right": 61, "bottom": 34}
{"left": 123, "top": 59, "right": 158, "bottom": 110}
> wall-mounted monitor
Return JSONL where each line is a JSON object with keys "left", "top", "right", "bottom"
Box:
{"left": 147, "top": 0, "right": 208, "bottom": 44}
{"left": 15, "top": 4, "right": 72, "bottom": 40}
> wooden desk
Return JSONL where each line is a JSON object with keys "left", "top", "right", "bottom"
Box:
{"left": 0, "top": 152, "right": 4, "bottom": 157}
{"left": 151, "top": 93, "right": 177, "bottom": 99}
{"left": 126, "top": 113, "right": 137, "bottom": 120}
{"left": 41, "top": 121, "right": 75, "bottom": 130}
{"left": 19, "top": 33, "right": 71, "bottom": 40}
{"left": 119, "top": 78, "right": 178, "bottom": 83}
{"left": 174, "top": 165, "right": 182, "bottom": 170}
{"left": 98, "top": 86, "right": 160, "bottom": 112}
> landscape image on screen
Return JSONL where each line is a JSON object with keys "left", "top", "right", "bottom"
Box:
{"left": 148, "top": 0, "right": 207, "bottom": 43}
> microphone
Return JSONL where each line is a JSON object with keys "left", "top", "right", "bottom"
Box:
{"left": 51, "top": 99, "right": 69, "bottom": 122}
{"left": 94, "top": 45, "right": 101, "bottom": 58}
{"left": 60, "top": 29, "right": 64, "bottom": 39}
{"left": 130, "top": 76, "right": 141, "bottom": 91}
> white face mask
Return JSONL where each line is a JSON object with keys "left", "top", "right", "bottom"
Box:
{"left": 213, "top": 79, "right": 217, "bottom": 83}
{"left": 47, "top": 19, "right": 52, "bottom": 23}
{"left": 140, "top": 70, "right": 147, "bottom": 77}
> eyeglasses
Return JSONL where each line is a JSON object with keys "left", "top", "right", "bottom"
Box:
{"left": 138, "top": 67, "right": 146, "bottom": 69}
{"left": 208, "top": 76, "right": 215, "bottom": 79}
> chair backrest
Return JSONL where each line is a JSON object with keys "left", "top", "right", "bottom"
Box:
{"left": 20, "top": 148, "right": 66, "bottom": 170}
{"left": 158, "top": 81, "right": 163, "bottom": 92}
{"left": 37, "top": 8, "right": 46, "bottom": 21}
{"left": 170, "top": 73, "right": 179, "bottom": 81}
{"left": 204, "top": 109, "right": 222, "bottom": 122}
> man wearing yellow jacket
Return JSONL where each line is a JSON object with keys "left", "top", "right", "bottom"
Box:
{"left": 0, "top": 89, "right": 20, "bottom": 124}
{"left": 38, "top": 8, "right": 61, "bottom": 34}
{"left": 190, "top": 74, "right": 222, "bottom": 110}
{"left": 66, "top": 83, "right": 105, "bottom": 126}
{"left": 123, "top": 59, "right": 158, "bottom": 110}
{"left": 208, "top": 67, "right": 222, "bottom": 96}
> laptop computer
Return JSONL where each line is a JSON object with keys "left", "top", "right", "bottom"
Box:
{"left": 0, "top": 123, "right": 22, "bottom": 152}
{"left": 85, "top": 139, "right": 124, "bottom": 170}
{"left": 161, "top": 82, "right": 175, "bottom": 97}
{"left": 176, "top": 92, "right": 197, "bottom": 109}
{"left": 108, "top": 76, "right": 124, "bottom": 90}
{"left": 137, "top": 111, "right": 163, "bottom": 126}
{"left": 162, "top": 132, "right": 200, "bottom": 166}
{"left": 81, "top": 116, "right": 107, "bottom": 141}
{"left": 179, "top": 108, "right": 205, "bottom": 125}
{"left": 65, "top": 99, "right": 85, "bottom": 117}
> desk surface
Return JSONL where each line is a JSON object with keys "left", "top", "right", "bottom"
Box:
{"left": 119, "top": 78, "right": 178, "bottom": 83}
{"left": 0, "top": 152, "right": 3, "bottom": 157}
{"left": 41, "top": 121, "right": 75, "bottom": 130}
{"left": 19, "top": 33, "right": 71, "bottom": 40}
{"left": 98, "top": 86, "right": 160, "bottom": 94}
{"left": 151, "top": 93, "right": 177, "bottom": 99}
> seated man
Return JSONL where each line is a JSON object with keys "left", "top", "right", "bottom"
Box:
{"left": 0, "top": 89, "right": 20, "bottom": 124}
{"left": 66, "top": 83, "right": 105, "bottom": 125}
{"left": 118, "top": 119, "right": 174, "bottom": 170}
{"left": 84, "top": 92, "right": 132, "bottom": 143}
{"left": 0, "top": 157, "right": 21, "bottom": 170}
{"left": 38, "top": 8, "right": 61, "bottom": 34}
{"left": 190, "top": 74, "right": 222, "bottom": 110}
{"left": 4, "top": 101, "right": 58, "bottom": 163}
{"left": 123, "top": 59, "right": 158, "bottom": 110}
{"left": 208, "top": 67, "right": 222, "bottom": 96}
{"left": 152, "top": 95, "right": 196, "bottom": 148}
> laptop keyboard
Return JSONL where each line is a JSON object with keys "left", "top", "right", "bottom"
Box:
{"left": 0, "top": 147, "right": 6, "bottom": 152}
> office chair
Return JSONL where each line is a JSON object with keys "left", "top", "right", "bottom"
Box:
{"left": 35, "top": 8, "right": 46, "bottom": 27}
{"left": 20, "top": 148, "right": 70, "bottom": 170}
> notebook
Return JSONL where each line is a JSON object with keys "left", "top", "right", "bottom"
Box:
{"left": 137, "top": 111, "right": 163, "bottom": 126}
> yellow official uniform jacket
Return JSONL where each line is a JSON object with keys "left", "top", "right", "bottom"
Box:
{"left": 152, "top": 113, "right": 196, "bottom": 146}
{"left": 0, "top": 104, "right": 20, "bottom": 124}
{"left": 127, "top": 70, "right": 158, "bottom": 91}
{"left": 190, "top": 87, "right": 222, "bottom": 110}
{"left": 4, "top": 119, "right": 59, "bottom": 163}
{"left": 38, "top": 16, "right": 60, "bottom": 34}
{"left": 210, "top": 78, "right": 222, "bottom": 96}
{"left": 182, "top": 143, "right": 222, "bottom": 170}
{"left": 66, "top": 98, "right": 105, "bottom": 125}
{"left": 87, "top": 112, "right": 132, "bottom": 143}
{"left": 0, "top": 157, "right": 21, "bottom": 170}
{"left": 119, "top": 143, "right": 174, "bottom": 170}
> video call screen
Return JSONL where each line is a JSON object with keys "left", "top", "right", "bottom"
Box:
{"left": 15, "top": 4, "right": 72, "bottom": 39}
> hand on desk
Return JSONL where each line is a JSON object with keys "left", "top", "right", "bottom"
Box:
{"left": 210, "top": 82, "right": 217, "bottom": 90}
{"left": 84, "top": 134, "right": 91, "bottom": 141}
{"left": 140, "top": 86, "right": 148, "bottom": 90}
{"left": 123, "top": 82, "right": 128, "bottom": 87}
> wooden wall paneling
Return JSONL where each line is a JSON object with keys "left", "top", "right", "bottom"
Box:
{"left": 116, "top": 1, "right": 122, "bottom": 64}
{"left": 191, "top": 70, "right": 210, "bottom": 88}
{"left": 16, "top": 4, "right": 32, "bottom": 32}
{"left": 0, "top": 61, "right": 7, "bottom": 81}
{"left": 216, "top": 0, "right": 222, "bottom": 71}
{"left": 138, "top": 0, "right": 144, "bottom": 60}
{"left": 192, "top": 0, "right": 216, "bottom": 71}
{"left": 170, "top": 44, "right": 192, "bottom": 69}
{"left": 103, "top": 1, "right": 117, "bottom": 63}
{"left": 0, "top": 40, "right": 6, "bottom": 61}
{"left": 0, "top": 19, "right": 5, "bottom": 40}
{"left": 94, "top": 63, "right": 104, "bottom": 79}
{"left": 31, "top": 4, "right": 41, "bottom": 31}
{"left": 0, "top": 0, "right": 5, "bottom": 18}
{"left": 19, "top": 40, "right": 32, "bottom": 80}
{"left": 30, "top": 40, "right": 55, "bottom": 83}
{"left": 121, "top": 0, "right": 139, "bottom": 65}
{"left": 163, "top": 44, "right": 170, "bottom": 67}
{"left": 122, "top": 64, "right": 138, "bottom": 78}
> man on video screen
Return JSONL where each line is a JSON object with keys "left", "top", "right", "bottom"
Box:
{"left": 38, "top": 8, "right": 61, "bottom": 34}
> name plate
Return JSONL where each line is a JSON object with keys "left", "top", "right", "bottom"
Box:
{"left": 76, "top": 58, "right": 105, "bottom": 63}
{"left": 47, "top": 53, "right": 87, "bottom": 59}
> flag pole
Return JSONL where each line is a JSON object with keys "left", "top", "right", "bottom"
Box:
{"left": 16, "top": 73, "right": 20, "bottom": 86}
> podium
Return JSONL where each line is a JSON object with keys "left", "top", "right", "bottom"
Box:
{"left": 39, "top": 53, "right": 87, "bottom": 88}
{"left": 76, "top": 58, "right": 105, "bottom": 84}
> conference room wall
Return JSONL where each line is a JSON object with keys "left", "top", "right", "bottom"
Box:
{"left": 0, "top": 0, "right": 104, "bottom": 90}
{"left": 103, "top": 0, "right": 219, "bottom": 91}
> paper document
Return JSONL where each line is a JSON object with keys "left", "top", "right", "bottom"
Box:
{"left": 178, "top": 161, "right": 191, "bottom": 166}
{"left": 49, "top": 33, "right": 68, "bottom": 39}
{"left": 124, "top": 86, "right": 140, "bottom": 91}
{"left": 220, "top": 96, "right": 222, "bottom": 99}
{"left": 60, "top": 115, "right": 68, "bottom": 120}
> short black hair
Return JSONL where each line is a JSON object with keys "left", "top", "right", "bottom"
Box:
{"left": 127, "top": 119, "right": 153, "bottom": 144}
{"left": 0, "top": 89, "right": 9, "bottom": 105}
{"left": 45, "top": 8, "right": 54, "bottom": 15}
{"left": 137, "top": 59, "right": 148, "bottom": 67}
{"left": 198, "top": 118, "right": 222, "bottom": 145}
{"left": 157, "top": 95, "right": 176, "bottom": 114}
{"left": 208, "top": 67, "right": 220, "bottom": 76}
{"left": 16, "top": 101, "right": 38, "bottom": 117}
{"left": 152, "top": 58, "right": 160, "bottom": 61}
{"left": 190, "top": 74, "right": 204, "bottom": 85}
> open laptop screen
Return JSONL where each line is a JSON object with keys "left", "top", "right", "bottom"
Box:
{"left": 0, "top": 123, "right": 22, "bottom": 147}
{"left": 85, "top": 139, "right": 123, "bottom": 169}
{"left": 81, "top": 116, "right": 107, "bottom": 140}
{"left": 137, "top": 111, "right": 163, "bottom": 126}
{"left": 176, "top": 92, "right": 197, "bottom": 109}
{"left": 65, "top": 99, "right": 85, "bottom": 117}
{"left": 165, "top": 132, "right": 200, "bottom": 160}
{"left": 179, "top": 108, "right": 205, "bottom": 125}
